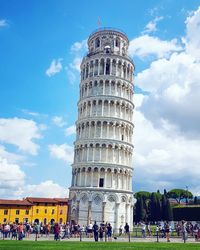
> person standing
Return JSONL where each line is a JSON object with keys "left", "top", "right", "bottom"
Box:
{"left": 107, "top": 223, "right": 112, "bottom": 241}
{"left": 182, "top": 220, "right": 188, "bottom": 243}
{"left": 124, "top": 223, "right": 130, "bottom": 235}
{"left": 93, "top": 221, "right": 99, "bottom": 242}
{"left": 54, "top": 223, "right": 60, "bottom": 241}
{"left": 165, "top": 222, "right": 171, "bottom": 242}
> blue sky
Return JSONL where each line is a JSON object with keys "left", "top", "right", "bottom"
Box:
{"left": 1, "top": 0, "right": 200, "bottom": 198}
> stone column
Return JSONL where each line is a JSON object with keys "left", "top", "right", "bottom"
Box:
{"left": 77, "top": 200, "right": 80, "bottom": 222}
{"left": 115, "top": 203, "right": 120, "bottom": 231}
{"left": 87, "top": 201, "right": 92, "bottom": 225}
{"left": 102, "top": 202, "right": 106, "bottom": 222}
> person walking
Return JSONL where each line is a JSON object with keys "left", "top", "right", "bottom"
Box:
{"left": 93, "top": 221, "right": 99, "bottom": 242}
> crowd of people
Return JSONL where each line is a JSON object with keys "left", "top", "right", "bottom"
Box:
{"left": 136, "top": 220, "right": 200, "bottom": 242}
{"left": 1, "top": 220, "right": 200, "bottom": 242}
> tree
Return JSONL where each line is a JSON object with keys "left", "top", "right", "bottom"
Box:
{"left": 194, "top": 196, "right": 198, "bottom": 205}
{"left": 134, "top": 197, "right": 146, "bottom": 222}
{"left": 149, "top": 192, "right": 160, "bottom": 222}
{"left": 161, "top": 194, "right": 167, "bottom": 220}
{"left": 167, "top": 189, "right": 193, "bottom": 204}
{"left": 165, "top": 199, "right": 173, "bottom": 221}
{"left": 134, "top": 191, "right": 151, "bottom": 200}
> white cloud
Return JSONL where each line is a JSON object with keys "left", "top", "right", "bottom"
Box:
{"left": 129, "top": 35, "right": 182, "bottom": 59}
{"left": 0, "top": 145, "right": 24, "bottom": 163}
{"left": 134, "top": 104, "right": 200, "bottom": 194}
{"left": 46, "top": 58, "right": 63, "bottom": 77}
{"left": 135, "top": 51, "right": 200, "bottom": 137}
{"left": 133, "top": 7, "right": 200, "bottom": 194}
{"left": 70, "top": 39, "right": 87, "bottom": 53}
{"left": 65, "top": 125, "right": 76, "bottom": 136}
{"left": 0, "top": 19, "right": 8, "bottom": 27}
{"left": 0, "top": 157, "right": 25, "bottom": 194}
{"left": 0, "top": 118, "right": 42, "bottom": 155}
{"left": 143, "top": 16, "right": 163, "bottom": 34}
{"left": 52, "top": 116, "right": 66, "bottom": 127}
{"left": 66, "top": 39, "right": 87, "bottom": 84}
{"left": 48, "top": 143, "right": 74, "bottom": 164}
{"left": 17, "top": 180, "right": 69, "bottom": 198}
{"left": 184, "top": 6, "right": 200, "bottom": 60}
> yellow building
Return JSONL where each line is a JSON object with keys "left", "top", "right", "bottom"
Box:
{"left": 0, "top": 197, "right": 68, "bottom": 224}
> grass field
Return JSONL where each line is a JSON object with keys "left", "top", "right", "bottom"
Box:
{"left": 0, "top": 241, "right": 200, "bottom": 250}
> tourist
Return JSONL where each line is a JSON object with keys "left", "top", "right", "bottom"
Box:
{"left": 181, "top": 220, "right": 188, "bottom": 243}
{"left": 54, "top": 223, "right": 60, "bottom": 241}
{"left": 119, "top": 225, "right": 123, "bottom": 236}
{"left": 34, "top": 223, "right": 40, "bottom": 241}
{"left": 165, "top": 222, "right": 171, "bottom": 242}
{"left": 140, "top": 221, "right": 146, "bottom": 238}
{"left": 87, "top": 222, "right": 93, "bottom": 238}
{"left": 107, "top": 223, "right": 112, "bottom": 241}
{"left": 17, "top": 223, "right": 24, "bottom": 240}
{"left": 193, "top": 224, "right": 199, "bottom": 241}
{"left": 147, "top": 223, "right": 151, "bottom": 236}
{"left": 11, "top": 223, "right": 17, "bottom": 240}
{"left": 99, "top": 225, "right": 104, "bottom": 241}
{"left": 124, "top": 222, "right": 130, "bottom": 236}
{"left": 93, "top": 221, "right": 99, "bottom": 242}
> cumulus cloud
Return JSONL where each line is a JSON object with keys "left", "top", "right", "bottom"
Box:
{"left": 134, "top": 95, "right": 200, "bottom": 194}
{"left": 17, "top": 180, "right": 69, "bottom": 198}
{"left": 46, "top": 58, "right": 63, "bottom": 77}
{"left": 65, "top": 125, "right": 76, "bottom": 136}
{"left": 0, "top": 118, "right": 42, "bottom": 155}
{"left": 129, "top": 35, "right": 182, "bottom": 59}
{"left": 184, "top": 6, "right": 200, "bottom": 60}
{"left": 48, "top": 143, "right": 74, "bottom": 164}
{"left": 0, "top": 157, "right": 25, "bottom": 196}
{"left": 0, "top": 145, "right": 24, "bottom": 163}
{"left": 0, "top": 19, "right": 8, "bottom": 27}
{"left": 133, "top": 7, "right": 200, "bottom": 194}
{"left": 52, "top": 116, "right": 66, "bottom": 127}
{"left": 143, "top": 16, "right": 163, "bottom": 34}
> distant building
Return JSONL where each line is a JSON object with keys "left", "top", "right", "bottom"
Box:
{"left": 0, "top": 197, "right": 68, "bottom": 224}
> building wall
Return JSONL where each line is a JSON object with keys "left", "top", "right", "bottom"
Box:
{"left": 0, "top": 203, "right": 68, "bottom": 224}
{"left": 0, "top": 205, "right": 31, "bottom": 224}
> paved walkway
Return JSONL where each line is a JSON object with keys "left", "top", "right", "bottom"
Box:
{"left": 1, "top": 234, "right": 200, "bottom": 244}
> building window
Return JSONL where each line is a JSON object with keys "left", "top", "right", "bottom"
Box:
{"left": 3, "top": 218, "right": 7, "bottom": 223}
{"left": 16, "top": 210, "right": 20, "bottom": 215}
{"left": 4, "top": 209, "right": 8, "bottom": 215}
{"left": 99, "top": 178, "right": 104, "bottom": 187}
{"left": 25, "top": 210, "right": 29, "bottom": 215}
{"left": 24, "top": 218, "right": 28, "bottom": 223}
{"left": 44, "top": 209, "right": 47, "bottom": 214}
{"left": 59, "top": 210, "right": 63, "bottom": 215}
{"left": 15, "top": 218, "right": 19, "bottom": 224}
{"left": 121, "top": 135, "right": 124, "bottom": 141}
{"left": 52, "top": 209, "right": 55, "bottom": 215}
{"left": 36, "top": 209, "right": 39, "bottom": 214}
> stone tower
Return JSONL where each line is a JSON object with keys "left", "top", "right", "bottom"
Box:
{"left": 68, "top": 28, "right": 134, "bottom": 230}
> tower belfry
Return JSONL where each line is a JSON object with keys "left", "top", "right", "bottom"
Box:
{"left": 69, "top": 28, "right": 135, "bottom": 230}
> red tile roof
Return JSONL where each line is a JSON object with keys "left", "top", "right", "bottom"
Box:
{"left": 25, "top": 197, "right": 68, "bottom": 204}
{"left": 0, "top": 199, "right": 32, "bottom": 206}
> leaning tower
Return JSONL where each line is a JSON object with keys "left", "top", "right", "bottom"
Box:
{"left": 69, "top": 28, "right": 134, "bottom": 231}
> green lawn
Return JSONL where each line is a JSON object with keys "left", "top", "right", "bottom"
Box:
{"left": 0, "top": 241, "right": 200, "bottom": 250}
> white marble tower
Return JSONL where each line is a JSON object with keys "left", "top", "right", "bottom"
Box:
{"left": 69, "top": 28, "right": 134, "bottom": 231}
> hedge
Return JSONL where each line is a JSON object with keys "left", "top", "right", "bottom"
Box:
{"left": 173, "top": 206, "right": 200, "bottom": 221}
